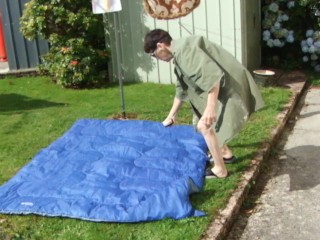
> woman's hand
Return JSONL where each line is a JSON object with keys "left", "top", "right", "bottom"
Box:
{"left": 162, "top": 116, "right": 175, "bottom": 127}
{"left": 201, "top": 106, "right": 216, "bottom": 127}
{"left": 162, "top": 97, "right": 182, "bottom": 127}
{"left": 201, "top": 82, "right": 220, "bottom": 127}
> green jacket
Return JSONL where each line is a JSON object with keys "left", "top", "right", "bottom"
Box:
{"left": 172, "top": 36, "right": 265, "bottom": 145}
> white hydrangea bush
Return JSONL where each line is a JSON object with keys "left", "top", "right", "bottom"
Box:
{"left": 301, "top": 30, "right": 320, "bottom": 71}
{"left": 262, "top": 0, "right": 296, "bottom": 48}
{"left": 262, "top": 0, "right": 320, "bottom": 71}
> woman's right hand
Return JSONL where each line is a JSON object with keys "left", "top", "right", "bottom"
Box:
{"left": 162, "top": 116, "right": 175, "bottom": 127}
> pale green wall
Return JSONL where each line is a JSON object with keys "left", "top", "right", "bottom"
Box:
{"left": 104, "top": 0, "right": 261, "bottom": 83}
{"left": 241, "top": 0, "right": 262, "bottom": 72}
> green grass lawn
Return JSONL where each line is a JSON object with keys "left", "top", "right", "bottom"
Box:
{"left": 0, "top": 75, "right": 293, "bottom": 240}
{"left": 309, "top": 72, "right": 320, "bottom": 86}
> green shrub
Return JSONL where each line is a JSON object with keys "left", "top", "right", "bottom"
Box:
{"left": 20, "top": 0, "right": 109, "bottom": 88}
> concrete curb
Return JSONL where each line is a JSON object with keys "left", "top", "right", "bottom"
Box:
{"left": 0, "top": 68, "right": 38, "bottom": 79}
{"left": 202, "top": 71, "right": 309, "bottom": 240}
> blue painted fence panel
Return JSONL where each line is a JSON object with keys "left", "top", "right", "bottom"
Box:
{"left": 0, "top": 0, "right": 49, "bottom": 71}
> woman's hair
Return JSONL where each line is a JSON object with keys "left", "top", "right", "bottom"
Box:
{"left": 144, "top": 29, "right": 172, "bottom": 53}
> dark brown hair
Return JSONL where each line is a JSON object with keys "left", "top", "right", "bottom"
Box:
{"left": 143, "top": 29, "right": 172, "bottom": 53}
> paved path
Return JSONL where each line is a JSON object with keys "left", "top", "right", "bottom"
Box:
{"left": 226, "top": 87, "right": 320, "bottom": 240}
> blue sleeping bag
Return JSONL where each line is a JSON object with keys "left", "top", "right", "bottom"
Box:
{"left": 0, "top": 119, "right": 208, "bottom": 222}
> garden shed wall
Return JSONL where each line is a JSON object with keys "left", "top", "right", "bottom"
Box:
{"left": 105, "top": 0, "right": 261, "bottom": 84}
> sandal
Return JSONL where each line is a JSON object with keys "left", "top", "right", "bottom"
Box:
{"left": 208, "top": 156, "right": 237, "bottom": 164}
{"left": 204, "top": 167, "right": 227, "bottom": 179}
{"left": 205, "top": 168, "right": 219, "bottom": 179}
{"left": 223, "top": 156, "right": 237, "bottom": 164}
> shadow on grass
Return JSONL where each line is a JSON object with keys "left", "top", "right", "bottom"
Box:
{"left": 0, "top": 93, "right": 65, "bottom": 113}
{"left": 103, "top": 81, "right": 143, "bottom": 89}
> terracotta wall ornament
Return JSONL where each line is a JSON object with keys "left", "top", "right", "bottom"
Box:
{"left": 143, "top": 0, "right": 201, "bottom": 20}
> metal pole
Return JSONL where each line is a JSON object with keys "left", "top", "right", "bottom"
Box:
{"left": 113, "top": 12, "right": 126, "bottom": 119}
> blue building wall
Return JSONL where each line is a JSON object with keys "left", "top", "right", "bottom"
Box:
{"left": 0, "top": 0, "right": 49, "bottom": 71}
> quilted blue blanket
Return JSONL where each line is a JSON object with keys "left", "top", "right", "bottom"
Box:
{"left": 0, "top": 119, "right": 208, "bottom": 222}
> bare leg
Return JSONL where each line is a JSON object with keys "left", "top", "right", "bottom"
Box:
{"left": 197, "top": 122, "right": 227, "bottom": 178}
